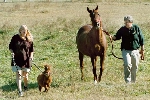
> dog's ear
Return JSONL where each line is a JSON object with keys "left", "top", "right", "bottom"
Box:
{"left": 47, "top": 65, "right": 51, "bottom": 70}
{"left": 44, "top": 65, "right": 48, "bottom": 70}
{"left": 44, "top": 64, "right": 51, "bottom": 70}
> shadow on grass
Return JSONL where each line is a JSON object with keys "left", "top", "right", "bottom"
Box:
{"left": 0, "top": 30, "right": 6, "bottom": 35}
{"left": 1, "top": 81, "right": 38, "bottom": 92}
{"left": 1, "top": 80, "right": 60, "bottom": 92}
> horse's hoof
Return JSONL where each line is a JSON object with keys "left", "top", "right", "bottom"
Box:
{"left": 98, "top": 79, "right": 101, "bottom": 82}
{"left": 94, "top": 80, "right": 97, "bottom": 85}
{"left": 98, "top": 77, "right": 101, "bottom": 82}
{"left": 81, "top": 77, "right": 84, "bottom": 80}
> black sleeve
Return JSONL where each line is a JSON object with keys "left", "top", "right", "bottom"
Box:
{"left": 114, "top": 27, "right": 122, "bottom": 40}
{"left": 9, "top": 35, "right": 16, "bottom": 52}
{"left": 29, "top": 42, "right": 34, "bottom": 52}
{"left": 138, "top": 26, "right": 144, "bottom": 46}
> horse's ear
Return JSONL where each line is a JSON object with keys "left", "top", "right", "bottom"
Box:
{"left": 95, "top": 5, "right": 98, "bottom": 10}
{"left": 87, "top": 7, "right": 91, "bottom": 13}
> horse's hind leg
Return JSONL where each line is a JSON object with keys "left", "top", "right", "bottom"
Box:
{"left": 91, "top": 56, "right": 97, "bottom": 84}
{"left": 79, "top": 51, "right": 84, "bottom": 80}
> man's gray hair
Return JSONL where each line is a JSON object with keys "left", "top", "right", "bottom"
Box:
{"left": 124, "top": 15, "right": 133, "bottom": 23}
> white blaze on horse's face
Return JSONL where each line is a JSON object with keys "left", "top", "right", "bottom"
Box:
{"left": 97, "top": 21, "right": 100, "bottom": 28}
{"left": 94, "top": 14, "right": 101, "bottom": 29}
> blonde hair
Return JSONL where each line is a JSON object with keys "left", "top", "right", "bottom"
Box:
{"left": 19, "top": 25, "right": 33, "bottom": 42}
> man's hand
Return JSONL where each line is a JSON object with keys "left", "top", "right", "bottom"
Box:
{"left": 109, "top": 35, "right": 117, "bottom": 42}
{"left": 140, "top": 50, "right": 144, "bottom": 60}
{"left": 109, "top": 35, "right": 113, "bottom": 42}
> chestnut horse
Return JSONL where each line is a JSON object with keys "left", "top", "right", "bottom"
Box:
{"left": 76, "top": 6, "right": 107, "bottom": 84}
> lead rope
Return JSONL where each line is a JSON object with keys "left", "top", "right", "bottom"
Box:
{"left": 32, "top": 63, "right": 51, "bottom": 76}
{"left": 111, "top": 41, "right": 123, "bottom": 60}
{"left": 103, "top": 30, "right": 123, "bottom": 60}
{"left": 32, "top": 62, "right": 43, "bottom": 73}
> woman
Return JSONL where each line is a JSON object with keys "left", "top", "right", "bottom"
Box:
{"left": 9, "top": 25, "right": 34, "bottom": 96}
{"left": 110, "top": 15, "right": 144, "bottom": 83}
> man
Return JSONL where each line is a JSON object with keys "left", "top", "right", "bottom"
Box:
{"left": 110, "top": 15, "right": 144, "bottom": 83}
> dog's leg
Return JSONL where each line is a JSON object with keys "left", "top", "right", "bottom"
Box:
{"left": 44, "top": 84, "right": 48, "bottom": 92}
{"left": 38, "top": 85, "right": 42, "bottom": 92}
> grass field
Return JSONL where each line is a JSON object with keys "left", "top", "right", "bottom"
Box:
{"left": 0, "top": 1, "right": 150, "bottom": 100}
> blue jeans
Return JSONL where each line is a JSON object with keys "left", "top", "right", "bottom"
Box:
{"left": 122, "top": 49, "right": 140, "bottom": 83}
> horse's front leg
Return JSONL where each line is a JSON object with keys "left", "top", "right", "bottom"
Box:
{"left": 79, "top": 51, "right": 84, "bottom": 80}
{"left": 91, "top": 56, "right": 97, "bottom": 84}
{"left": 98, "top": 52, "right": 105, "bottom": 82}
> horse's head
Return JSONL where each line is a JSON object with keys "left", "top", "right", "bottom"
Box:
{"left": 87, "top": 5, "right": 101, "bottom": 29}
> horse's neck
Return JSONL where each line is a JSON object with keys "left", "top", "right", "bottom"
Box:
{"left": 99, "top": 27, "right": 103, "bottom": 43}
{"left": 89, "top": 27, "right": 103, "bottom": 43}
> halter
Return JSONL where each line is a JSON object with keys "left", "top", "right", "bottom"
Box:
{"left": 92, "top": 13, "right": 101, "bottom": 29}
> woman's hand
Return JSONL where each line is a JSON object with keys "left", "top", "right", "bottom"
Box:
{"left": 11, "top": 53, "right": 14, "bottom": 57}
{"left": 30, "top": 52, "right": 34, "bottom": 61}
{"left": 10, "top": 49, "right": 14, "bottom": 58}
{"left": 30, "top": 57, "right": 33, "bottom": 61}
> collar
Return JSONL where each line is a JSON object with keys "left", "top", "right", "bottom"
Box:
{"left": 124, "top": 24, "right": 134, "bottom": 30}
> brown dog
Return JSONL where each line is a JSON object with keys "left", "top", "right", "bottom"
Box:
{"left": 37, "top": 64, "right": 52, "bottom": 92}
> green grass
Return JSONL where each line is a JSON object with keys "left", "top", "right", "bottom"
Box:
{"left": 0, "top": 1, "right": 150, "bottom": 100}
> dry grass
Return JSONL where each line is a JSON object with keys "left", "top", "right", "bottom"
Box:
{"left": 0, "top": 1, "right": 150, "bottom": 100}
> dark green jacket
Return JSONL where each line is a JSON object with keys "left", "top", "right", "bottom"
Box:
{"left": 114, "top": 24, "right": 144, "bottom": 50}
